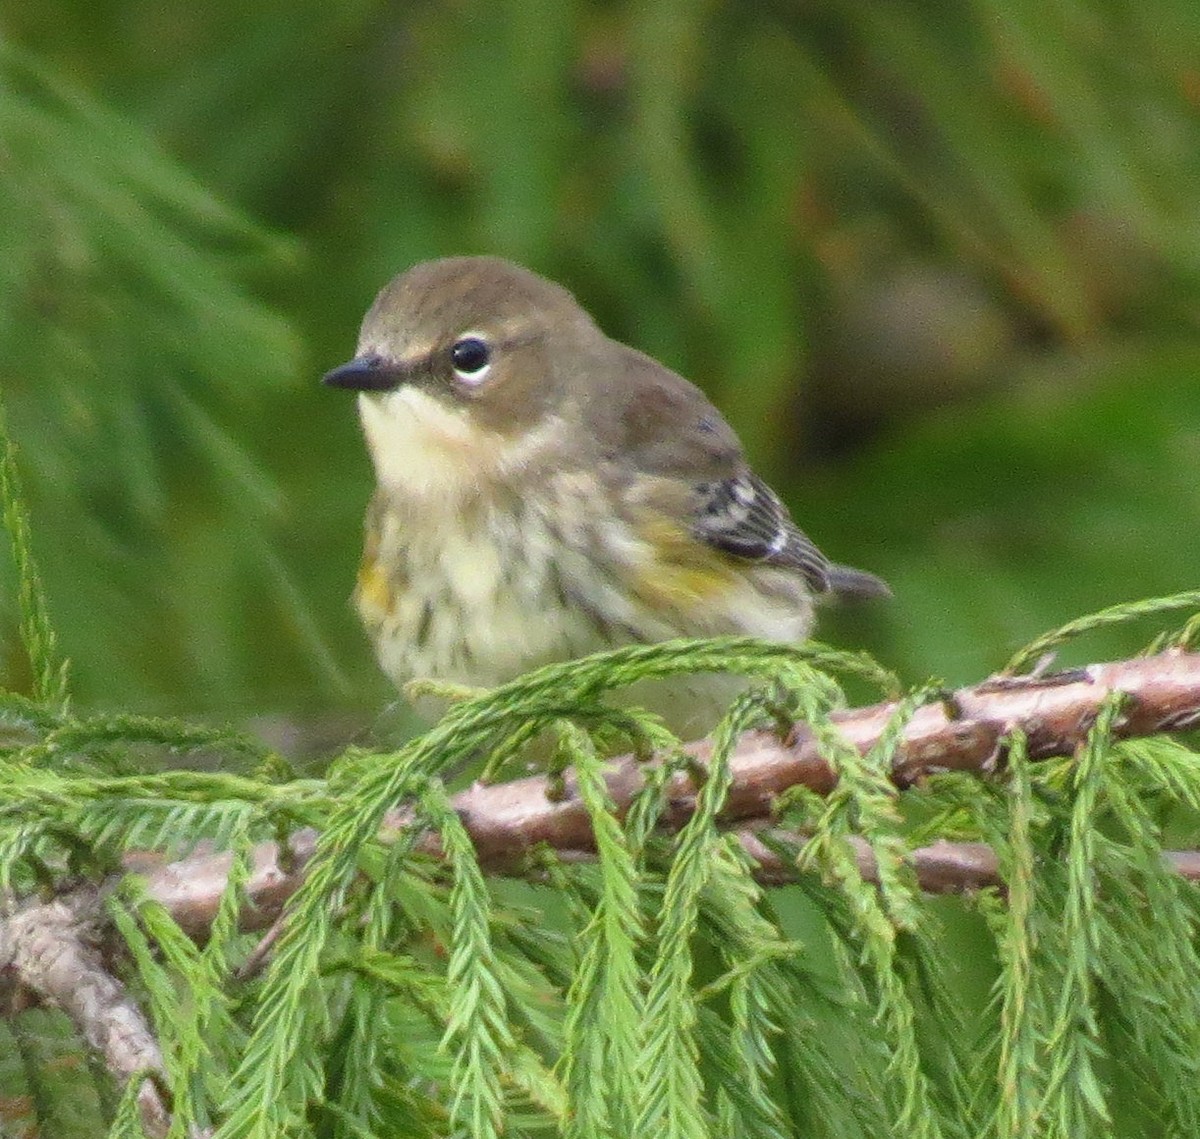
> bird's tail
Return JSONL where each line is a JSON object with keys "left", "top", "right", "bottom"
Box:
{"left": 825, "top": 563, "right": 892, "bottom": 601}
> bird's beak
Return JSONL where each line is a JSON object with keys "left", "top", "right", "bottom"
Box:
{"left": 322, "top": 356, "right": 404, "bottom": 392}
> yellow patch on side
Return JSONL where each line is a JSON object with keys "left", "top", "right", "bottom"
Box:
{"left": 631, "top": 518, "right": 738, "bottom": 609}
{"left": 355, "top": 554, "right": 396, "bottom": 627}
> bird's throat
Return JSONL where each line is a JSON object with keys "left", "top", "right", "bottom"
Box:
{"left": 358, "top": 387, "right": 501, "bottom": 504}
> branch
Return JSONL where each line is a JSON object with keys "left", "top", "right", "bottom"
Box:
{"left": 425, "top": 649, "right": 1200, "bottom": 866}
{"left": 738, "top": 832, "right": 1200, "bottom": 892}
{"left": 0, "top": 889, "right": 200, "bottom": 1138}
{"left": 136, "top": 649, "right": 1200, "bottom": 927}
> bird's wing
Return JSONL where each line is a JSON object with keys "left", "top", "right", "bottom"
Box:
{"left": 589, "top": 344, "right": 842, "bottom": 592}
{"left": 690, "top": 470, "right": 834, "bottom": 591}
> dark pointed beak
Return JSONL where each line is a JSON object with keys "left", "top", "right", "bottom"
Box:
{"left": 322, "top": 356, "right": 403, "bottom": 392}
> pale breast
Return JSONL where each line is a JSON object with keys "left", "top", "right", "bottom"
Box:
{"left": 360, "top": 495, "right": 622, "bottom": 689}
{"left": 357, "top": 472, "right": 816, "bottom": 704}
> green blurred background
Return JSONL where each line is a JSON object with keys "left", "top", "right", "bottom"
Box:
{"left": 2, "top": 1, "right": 1199, "bottom": 735}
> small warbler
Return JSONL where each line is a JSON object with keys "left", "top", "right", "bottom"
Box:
{"left": 324, "top": 257, "right": 887, "bottom": 734}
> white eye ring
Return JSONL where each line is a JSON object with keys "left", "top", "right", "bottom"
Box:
{"left": 449, "top": 333, "right": 492, "bottom": 384}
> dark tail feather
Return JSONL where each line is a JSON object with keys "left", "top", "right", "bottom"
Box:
{"left": 825, "top": 563, "right": 892, "bottom": 601}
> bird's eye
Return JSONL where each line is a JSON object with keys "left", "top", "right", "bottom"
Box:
{"left": 449, "top": 336, "right": 492, "bottom": 383}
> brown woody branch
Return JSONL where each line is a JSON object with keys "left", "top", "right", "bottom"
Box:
{"left": 0, "top": 889, "right": 206, "bottom": 1138}
{"left": 740, "top": 833, "right": 1200, "bottom": 892}
{"left": 140, "top": 649, "right": 1200, "bottom": 931}
{"left": 415, "top": 649, "right": 1200, "bottom": 868}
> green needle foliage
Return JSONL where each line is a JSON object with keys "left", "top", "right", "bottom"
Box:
{"left": 0, "top": 39, "right": 336, "bottom": 712}
{"left": 5, "top": 415, "right": 1200, "bottom": 1137}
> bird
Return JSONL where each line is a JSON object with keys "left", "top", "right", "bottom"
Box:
{"left": 323, "top": 256, "right": 887, "bottom": 736}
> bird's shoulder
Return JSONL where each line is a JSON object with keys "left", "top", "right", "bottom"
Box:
{"left": 577, "top": 340, "right": 834, "bottom": 590}
{"left": 580, "top": 340, "right": 743, "bottom": 481}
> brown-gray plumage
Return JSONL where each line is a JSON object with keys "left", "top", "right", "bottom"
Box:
{"left": 324, "top": 257, "right": 888, "bottom": 731}
{"left": 326, "top": 256, "right": 888, "bottom": 603}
